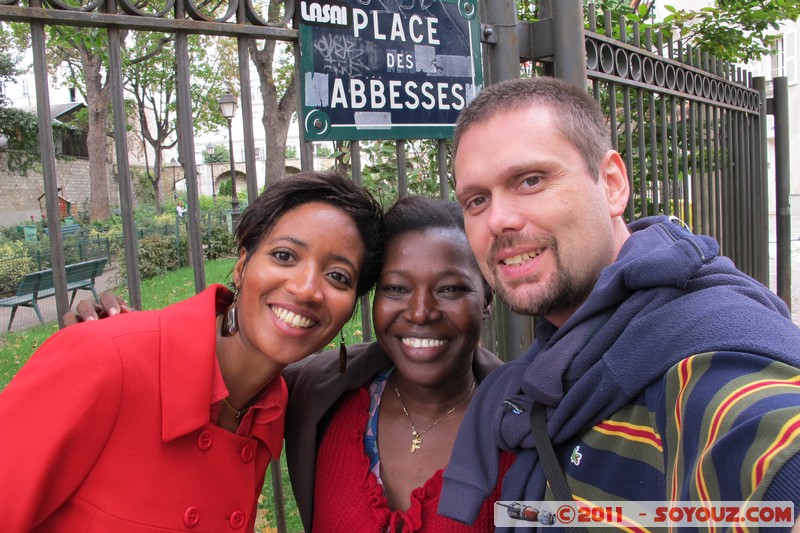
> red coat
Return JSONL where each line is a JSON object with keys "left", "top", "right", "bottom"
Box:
{"left": 0, "top": 285, "right": 287, "bottom": 532}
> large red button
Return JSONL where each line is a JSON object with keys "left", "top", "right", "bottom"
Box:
{"left": 229, "top": 510, "right": 245, "bottom": 529}
{"left": 240, "top": 444, "right": 254, "bottom": 463}
{"left": 196, "top": 430, "right": 213, "bottom": 450}
{"left": 183, "top": 506, "right": 200, "bottom": 527}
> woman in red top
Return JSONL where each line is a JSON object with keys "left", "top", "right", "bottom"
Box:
{"left": 65, "top": 195, "right": 512, "bottom": 532}
{"left": 284, "top": 196, "right": 513, "bottom": 532}
{"left": 0, "top": 171, "right": 383, "bottom": 532}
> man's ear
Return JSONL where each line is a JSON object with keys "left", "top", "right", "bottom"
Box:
{"left": 482, "top": 289, "right": 494, "bottom": 320}
{"left": 599, "top": 150, "right": 630, "bottom": 218}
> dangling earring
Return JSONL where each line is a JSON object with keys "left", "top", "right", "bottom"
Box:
{"left": 338, "top": 331, "right": 347, "bottom": 373}
{"left": 223, "top": 287, "right": 239, "bottom": 336}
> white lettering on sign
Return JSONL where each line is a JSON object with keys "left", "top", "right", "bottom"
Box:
{"left": 386, "top": 51, "right": 414, "bottom": 71}
{"left": 328, "top": 78, "right": 471, "bottom": 111}
{"left": 300, "top": 0, "right": 349, "bottom": 27}
{"left": 352, "top": 8, "right": 439, "bottom": 45}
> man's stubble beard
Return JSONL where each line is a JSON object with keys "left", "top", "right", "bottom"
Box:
{"left": 488, "top": 237, "right": 588, "bottom": 318}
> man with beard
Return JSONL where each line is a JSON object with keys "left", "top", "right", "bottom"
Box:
{"left": 439, "top": 76, "right": 800, "bottom": 530}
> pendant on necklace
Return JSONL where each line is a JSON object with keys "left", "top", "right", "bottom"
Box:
{"left": 410, "top": 431, "right": 422, "bottom": 453}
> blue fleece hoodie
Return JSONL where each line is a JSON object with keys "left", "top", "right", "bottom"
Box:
{"left": 439, "top": 216, "right": 800, "bottom": 526}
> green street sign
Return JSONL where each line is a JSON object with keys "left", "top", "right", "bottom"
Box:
{"left": 299, "top": 0, "right": 483, "bottom": 141}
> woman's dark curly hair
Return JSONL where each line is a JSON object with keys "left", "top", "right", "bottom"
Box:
{"left": 235, "top": 171, "right": 384, "bottom": 297}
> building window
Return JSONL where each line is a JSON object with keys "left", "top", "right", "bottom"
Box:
{"left": 255, "top": 147, "right": 265, "bottom": 160}
{"left": 770, "top": 37, "right": 784, "bottom": 79}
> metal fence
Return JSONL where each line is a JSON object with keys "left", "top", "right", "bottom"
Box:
{"left": 0, "top": 0, "right": 789, "bottom": 530}
{"left": 583, "top": 5, "right": 767, "bottom": 279}
{"left": 0, "top": 237, "right": 110, "bottom": 294}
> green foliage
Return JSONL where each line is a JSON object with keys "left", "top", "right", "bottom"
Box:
{"left": 203, "top": 226, "right": 237, "bottom": 261}
{"left": 0, "top": 108, "right": 40, "bottom": 174}
{"left": 653, "top": 1, "right": 800, "bottom": 62}
{"left": 216, "top": 178, "right": 247, "bottom": 202}
{"left": 217, "top": 179, "right": 233, "bottom": 197}
{"left": 135, "top": 233, "right": 180, "bottom": 279}
{"left": 0, "top": 241, "right": 36, "bottom": 294}
{"left": 0, "top": 49, "right": 19, "bottom": 109}
{"left": 202, "top": 144, "right": 231, "bottom": 164}
{"left": 132, "top": 167, "right": 157, "bottom": 205}
{"left": 334, "top": 139, "right": 451, "bottom": 208}
{"left": 314, "top": 143, "right": 333, "bottom": 157}
{"left": 0, "top": 107, "right": 85, "bottom": 175}
{"left": 285, "top": 145, "right": 298, "bottom": 159}
{"left": 0, "top": 322, "right": 60, "bottom": 389}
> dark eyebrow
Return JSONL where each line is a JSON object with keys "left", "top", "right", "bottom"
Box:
{"left": 275, "top": 236, "right": 358, "bottom": 273}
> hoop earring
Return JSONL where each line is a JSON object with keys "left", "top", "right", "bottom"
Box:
{"left": 222, "top": 288, "right": 239, "bottom": 337}
{"left": 338, "top": 330, "right": 347, "bottom": 373}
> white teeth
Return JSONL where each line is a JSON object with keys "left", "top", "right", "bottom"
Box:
{"left": 401, "top": 337, "right": 447, "bottom": 349}
{"left": 502, "top": 250, "right": 541, "bottom": 266}
{"left": 271, "top": 306, "right": 314, "bottom": 328}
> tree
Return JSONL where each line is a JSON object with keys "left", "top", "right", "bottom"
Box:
{"left": 248, "top": 1, "right": 297, "bottom": 185}
{"left": 125, "top": 32, "right": 236, "bottom": 212}
{"left": 203, "top": 143, "right": 230, "bottom": 164}
{"left": 517, "top": 1, "right": 799, "bottom": 63}
{"left": 0, "top": 45, "right": 82, "bottom": 175}
{"left": 657, "top": 0, "right": 800, "bottom": 62}
{"left": 46, "top": 26, "right": 114, "bottom": 219}
{"left": 0, "top": 48, "right": 17, "bottom": 109}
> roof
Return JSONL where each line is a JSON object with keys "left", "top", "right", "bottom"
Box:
{"left": 19, "top": 101, "right": 85, "bottom": 121}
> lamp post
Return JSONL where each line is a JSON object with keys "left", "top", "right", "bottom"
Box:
{"left": 168, "top": 157, "right": 179, "bottom": 201}
{"left": 206, "top": 142, "right": 216, "bottom": 200}
{"left": 219, "top": 92, "right": 239, "bottom": 228}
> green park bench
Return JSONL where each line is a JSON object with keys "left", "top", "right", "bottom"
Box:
{"left": 0, "top": 258, "right": 108, "bottom": 330}
{"left": 42, "top": 218, "right": 81, "bottom": 238}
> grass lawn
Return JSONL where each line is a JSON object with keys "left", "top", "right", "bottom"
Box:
{"left": 0, "top": 258, "right": 315, "bottom": 532}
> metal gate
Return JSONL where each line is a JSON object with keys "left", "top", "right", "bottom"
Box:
{"left": 0, "top": 0, "right": 790, "bottom": 530}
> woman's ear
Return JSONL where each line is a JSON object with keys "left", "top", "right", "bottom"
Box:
{"left": 232, "top": 248, "right": 247, "bottom": 288}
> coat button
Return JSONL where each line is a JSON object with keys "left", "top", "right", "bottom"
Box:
{"left": 229, "top": 510, "right": 246, "bottom": 529}
{"left": 197, "top": 430, "right": 213, "bottom": 450}
{"left": 240, "top": 444, "right": 254, "bottom": 463}
{"left": 183, "top": 506, "right": 200, "bottom": 527}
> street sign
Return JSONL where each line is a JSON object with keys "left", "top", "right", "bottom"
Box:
{"left": 299, "top": 0, "right": 483, "bottom": 141}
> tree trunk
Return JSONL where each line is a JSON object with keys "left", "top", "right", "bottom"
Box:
{"left": 250, "top": 40, "right": 297, "bottom": 185}
{"left": 80, "top": 44, "right": 111, "bottom": 220}
{"left": 152, "top": 149, "right": 164, "bottom": 210}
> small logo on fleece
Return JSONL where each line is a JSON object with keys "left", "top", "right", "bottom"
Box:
{"left": 570, "top": 445, "right": 582, "bottom": 466}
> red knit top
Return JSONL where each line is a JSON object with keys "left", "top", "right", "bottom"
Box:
{"left": 312, "top": 387, "right": 513, "bottom": 533}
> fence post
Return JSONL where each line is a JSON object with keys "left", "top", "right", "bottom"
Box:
{"left": 771, "top": 77, "right": 792, "bottom": 312}
{"left": 481, "top": 0, "right": 520, "bottom": 83}
{"left": 30, "top": 3, "right": 69, "bottom": 326}
{"left": 544, "top": 0, "right": 586, "bottom": 87}
{"left": 175, "top": 213, "right": 183, "bottom": 268}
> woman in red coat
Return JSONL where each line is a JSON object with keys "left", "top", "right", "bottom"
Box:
{"left": 0, "top": 171, "right": 383, "bottom": 533}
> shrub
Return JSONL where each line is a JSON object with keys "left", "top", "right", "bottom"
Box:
{"left": 0, "top": 241, "right": 36, "bottom": 295}
{"left": 136, "top": 233, "right": 180, "bottom": 279}
{"left": 203, "top": 226, "right": 237, "bottom": 261}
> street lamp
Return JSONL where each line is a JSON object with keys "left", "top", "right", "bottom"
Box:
{"left": 168, "top": 157, "right": 179, "bottom": 201}
{"left": 206, "top": 142, "right": 216, "bottom": 199}
{"left": 219, "top": 92, "right": 239, "bottom": 228}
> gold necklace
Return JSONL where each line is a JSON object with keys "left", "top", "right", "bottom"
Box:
{"left": 221, "top": 397, "right": 248, "bottom": 419}
{"left": 392, "top": 377, "right": 476, "bottom": 453}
